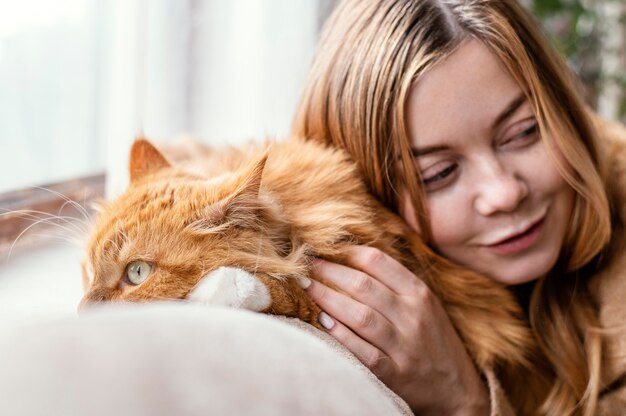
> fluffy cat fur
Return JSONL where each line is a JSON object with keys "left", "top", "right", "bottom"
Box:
{"left": 80, "top": 136, "right": 541, "bottom": 387}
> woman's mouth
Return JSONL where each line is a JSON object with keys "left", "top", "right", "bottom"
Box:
{"left": 484, "top": 218, "right": 545, "bottom": 255}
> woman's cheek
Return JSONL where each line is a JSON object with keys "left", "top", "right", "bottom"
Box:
{"left": 400, "top": 186, "right": 471, "bottom": 251}
{"left": 400, "top": 189, "right": 421, "bottom": 233}
{"left": 426, "top": 194, "right": 471, "bottom": 254}
{"left": 428, "top": 206, "right": 457, "bottom": 249}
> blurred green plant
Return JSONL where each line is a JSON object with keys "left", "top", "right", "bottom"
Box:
{"left": 528, "top": 0, "right": 626, "bottom": 121}
{"left": 532, "top": 0, "right": 593, "bottom": 57}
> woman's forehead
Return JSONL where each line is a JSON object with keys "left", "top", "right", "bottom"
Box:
{"left": 406, "top": 39, "right": 526, "bottom": 149}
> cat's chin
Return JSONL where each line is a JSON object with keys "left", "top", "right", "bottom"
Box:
{"left": 185, "top": 266, "right": 272, "bottom": 312}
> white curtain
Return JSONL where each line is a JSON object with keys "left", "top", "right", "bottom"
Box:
{"left": 104, "top": 0, "right": 326, "bottom": 197}
{"left": 0, "top": 0, "right": 105, "bottom": 194}
{"left": 0, "top": 0, "right": 329, "bottom": 196}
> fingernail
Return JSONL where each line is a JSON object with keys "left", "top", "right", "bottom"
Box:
{"left": 318, "top": 312, "right": 335, "bottom": 330}
{"left": 296, "top": 276, "right": 311, "bottom": 289}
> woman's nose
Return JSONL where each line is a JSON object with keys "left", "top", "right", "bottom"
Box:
{"left": 473, "top": 165, "right": 529, "bottom": 216}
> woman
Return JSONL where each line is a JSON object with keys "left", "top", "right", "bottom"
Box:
{"left": 291, "top": 0, "right": 626, "bottom": 414}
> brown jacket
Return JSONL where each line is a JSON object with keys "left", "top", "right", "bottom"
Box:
{"left": 489, "top": 116, "right": 626, "bottom": 415}
{"left": 591, "top": 116, "right": 626, "bottom": 414}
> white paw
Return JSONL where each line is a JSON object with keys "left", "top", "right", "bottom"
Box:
{"left": 185, "top": 266, "right": 271, "bottom": 311}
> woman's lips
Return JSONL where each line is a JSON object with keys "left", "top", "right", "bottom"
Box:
{"left": 484, "top": 219, "right": 545, "bottom": 255}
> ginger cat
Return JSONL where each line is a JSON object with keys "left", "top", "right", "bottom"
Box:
{"left": 80, "top": 136, "right": 540, "bottom": 381}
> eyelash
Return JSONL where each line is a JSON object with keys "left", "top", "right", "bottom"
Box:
{"left": 423, "top": 164, "right": 457, "bottom": 186}
{"left": 503, "top": 121, "right": 539, "bottom": 146}
{"left": 421, "top": 121, "right": 540, "bottom": 189}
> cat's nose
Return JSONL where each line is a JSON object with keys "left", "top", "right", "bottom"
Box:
{"left": 76, "top": 297, "right": 91, "bottom": 315}
{"left": 77, "top": 293, "right": 105, "bottom": 315}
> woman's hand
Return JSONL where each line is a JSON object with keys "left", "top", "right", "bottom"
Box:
{"left": 302, "top": 246, "right": 490, "bottom": 416}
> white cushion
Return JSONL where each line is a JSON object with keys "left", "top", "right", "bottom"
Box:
{"left": 0, "top": 303, "right": 411, "bottom": 416}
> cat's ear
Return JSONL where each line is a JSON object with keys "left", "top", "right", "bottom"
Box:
{"left": 226, "top": 152, "right": 270, "bottom": 226}
{"left": 188, "top": 153, "right": 269, "bottom": 234}
{"left": 230, "top": 151, "right": 267, "bottom": 203}
{"left": 129, "top": 138, "right": 171, "bottom": 183}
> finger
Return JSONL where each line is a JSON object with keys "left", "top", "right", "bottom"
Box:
{"left": 312, "top": 259, "right": 398, "bottom": 317}
{"left": 306, "top": 279, "right": 397, "bottom": 352}
{"left": 343, "top": 246, "right": 427, "bottom": 295}
{"left": 318, "top": 310, "right": 396, "bottom": 379}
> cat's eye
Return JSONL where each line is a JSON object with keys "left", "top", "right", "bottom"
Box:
{"left": 125, "top": 261, "right": 152, "bottom": 285}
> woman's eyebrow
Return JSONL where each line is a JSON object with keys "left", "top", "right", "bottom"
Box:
{"left": 410, "top": 93, "right": 528, "bottom": 157}
{"left": 492, "top": 93, "right": 527, "bottom": 129}
{"left": 410, "top": 145, "right": 448, "bottom": 157}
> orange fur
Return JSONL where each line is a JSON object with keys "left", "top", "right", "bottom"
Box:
{"left": 81, "top": 136, "right": 541, "bottom": 378}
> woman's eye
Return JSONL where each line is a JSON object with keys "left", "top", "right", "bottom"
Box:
{"left": 502, "top": 120, "right": 539, "bottom": 146}
{"left": 125, "top": 261, "right": 152, "bottom": 285}
{"left": 422, "top": 164, "right": 458, "bottom": 189}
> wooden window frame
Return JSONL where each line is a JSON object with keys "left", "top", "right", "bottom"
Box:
{"left": 0, "top": 174, "right": 105, "bottom": 254}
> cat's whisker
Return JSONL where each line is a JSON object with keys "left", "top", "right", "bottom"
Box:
{"left": 13, "top": 214, "right": 82, "bottom": 236}
{"left": 39, "top": 223, "right": 88, "bottom": 246}
{"left": 6, "top": 215, "right": 85, "bottom": 262}
{"left": 1, "top": 208, "right": 80, "bottom": 226}
{"left": 10, "top": 185, "right": 93, "bottom": 235}
{"left": 119, "top": 222, "right": 130, "bottom": 247}
{"left": 1, "top": 209, "right": 88, "bottom": 237}
{"left": 32, "top": 185, "right": 92, "bottom": 225}
{"left": 112, "top": 220, "right": 132, "bottom": 255}
{"left": 57, "top": 199, "right": 92, "bottom": 232}
{"left": 27, "top": 211, "right": 84, "bottom": 234}
{"left": 1, "top": 214, "right": 83, "bottom": 243}
{"left": 103, "top": 238, "right": 121, "bottom": 254}
{"left": 30, "top": 232, "right": 82, "bottom": 248}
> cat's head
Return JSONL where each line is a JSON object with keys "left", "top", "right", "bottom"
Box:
{"left": 79, "top": 139, "right": 304, "bottom": 309}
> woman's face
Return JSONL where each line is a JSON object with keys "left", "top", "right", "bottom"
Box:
{"left": 403, "top": 39, "right": 575, "bottom": 285}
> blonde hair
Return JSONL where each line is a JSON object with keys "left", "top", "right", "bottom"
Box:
{"left": 292, "top": 0, "right": 612, "bottom": 414}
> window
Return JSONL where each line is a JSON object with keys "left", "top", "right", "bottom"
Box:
{"left": 0, "top": 0, "right": 336, "bottom": 252}
{"left": 0, "top": 0, "right": 105, "bottom": 194}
